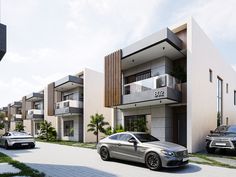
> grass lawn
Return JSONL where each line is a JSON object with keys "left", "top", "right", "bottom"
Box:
{"left": 189, "top": 153, "right": 236, "bottom": 169}
{"left": 0, "top": 152, "right": 45, "bottom": 177}
{"left": 36, "top": 139, "right": 96, "bottom": 149}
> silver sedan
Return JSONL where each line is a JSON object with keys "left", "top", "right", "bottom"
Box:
{"left": 0, "top": 131, "right": 35, "bottom": 149}
{"left": 97, "top": 132, "right": 188, "bottom": 171}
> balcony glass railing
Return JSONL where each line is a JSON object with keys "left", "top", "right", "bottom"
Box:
{"left": 13, "top": 114, "right": 22, "bottom": 119}
{"left": 124, "top": 74, "right": 181, "bottom": 95}
{"left": 55, "top": 100, "right": 83, "bottom": 110}
{"left": 27, "top": 109, "right": 44, "bottom": 116}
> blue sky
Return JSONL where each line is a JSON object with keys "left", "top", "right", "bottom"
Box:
{"left": 0, "top": 0, "right": 236, "bottom": 106}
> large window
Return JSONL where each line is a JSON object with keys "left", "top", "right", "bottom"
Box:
{"left": 217, "top": 77, "right": 223, "bottom": 126}
{"left": 64, "top": 120, "right": 74, "bottom": 137}
{"left": 234, "top": 91, "right": 236, "bottom": 106}
{"left": 209, "top": 69, "right": 213, "bottom": 82}
{"left": 125, "top": 70, "right": 151, "bottom": 84}
{"left": 124, "top": 115, "right": 147, "bottom": 132}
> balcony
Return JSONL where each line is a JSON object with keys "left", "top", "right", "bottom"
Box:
{"left": 122, "top": 74, "right": 182, "bottom": 107}
{"left": 27, "top": 109, "right": 44, "bottom": 119}
{"left": 54, "top": 75, "right": 83, "bottom": 92}
{"left": 12, "top": 114, "right": 22, "bottom": 121}
{"left": 26, "top": 92, "right": 44, "bottom": 102}
{"left": 55, "top": 100, "right": 83, "bottom": 116}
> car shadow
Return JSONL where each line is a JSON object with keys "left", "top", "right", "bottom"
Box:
{"left": 26, "top": 163, "right": 118, "bottom": 177}
{"left": 110, "top": 159, "right": 201, "bottom": 173}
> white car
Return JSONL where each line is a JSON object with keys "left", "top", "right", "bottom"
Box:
{"left": 0, "top": 131, "right": 35, "bottom": 149}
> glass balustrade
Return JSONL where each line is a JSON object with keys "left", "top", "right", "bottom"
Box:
{"left": 124, "top": 74, "right": 180, "bottom": 95}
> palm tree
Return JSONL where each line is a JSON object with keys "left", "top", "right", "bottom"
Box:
{"left": 87, "top": 113, "right": 109, "bottom": 143}
{"left": 39, "top": 120, "right": 57, "bottom": 141}
{"left": 15, "top": 122, "right": 25, "bottom": 132}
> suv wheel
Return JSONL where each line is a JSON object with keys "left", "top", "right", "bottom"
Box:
{"left": 145, "top": 152, "right": 162, "bottom": 171}
{"left": 100, "top": 146, "right": 110, "bottom": 161}
{"left": 206, "top": 146, "right": 216, "bottom": 154}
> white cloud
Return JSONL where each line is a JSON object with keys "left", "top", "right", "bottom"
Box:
{"left": 173, "top": 0, "right": 236, "bottom": 41}
{"left": 232, "top": 65, "right": 236, "bottom": 72}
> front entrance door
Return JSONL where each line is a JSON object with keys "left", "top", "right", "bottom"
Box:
{"left": 173, "top": 106, "right": 187, "bottom": 147}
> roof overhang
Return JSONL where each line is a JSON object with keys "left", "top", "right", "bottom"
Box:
{"left": 26, "top": 92, "right": 44, "bottom": 102}
{"left": 54, "top": 75, "right": 83, "bottom": 92}
{"left": 10, "top": 101, "right": 22, "bottom": 108}
{"left": 121, "top": 28, "right": 185, "bottom": 70}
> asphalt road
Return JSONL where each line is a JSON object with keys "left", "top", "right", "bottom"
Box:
{"left": 0, "top": 142, "right": 235, "bottom": 177}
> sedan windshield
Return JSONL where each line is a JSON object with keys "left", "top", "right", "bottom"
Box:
{"left": 133, "top": 133, "right": 159, "bottom": 142}
{"left": 11, "top": 132, "right": 29, "bottom": 136}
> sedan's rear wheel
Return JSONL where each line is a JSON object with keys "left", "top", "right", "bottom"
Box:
{"left": 100, "top": 146, "right": 110, "bottom": 161}
{"left": 145, "top": 152, "right": 162, "bottom": 171}
{"left": 5, "top": 141, "right": 9, "bottom": 150}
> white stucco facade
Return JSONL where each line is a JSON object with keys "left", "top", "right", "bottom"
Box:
{"left": 180, "top": 18, "right": 236, "bottom": 152}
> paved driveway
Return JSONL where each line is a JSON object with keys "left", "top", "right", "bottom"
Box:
{"left": 0, "top": 142, "right": 235, "bottom": 177}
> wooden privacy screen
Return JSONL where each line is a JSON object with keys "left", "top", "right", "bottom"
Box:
{"left": 104, "top": 50, "right": 122, "bottom": 107}
{"left": 47, "top": 82, "right": 55, "bottom": 116}
{"left": 22, "top": 96, "right": 26, "bottom": 119}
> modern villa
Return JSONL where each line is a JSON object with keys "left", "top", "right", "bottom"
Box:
{"left": 1, "top": 18, "right": 236, "bottom": 152}
{"left": 104, "top": 18, "right": 236, "bottom": 153}
{"left": 43, "top": 68, "right": 113, "bottom": 142}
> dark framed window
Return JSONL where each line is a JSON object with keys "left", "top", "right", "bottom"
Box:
{"left": 64, "top": 120, "right": 74, "bottom": 137}
{"left": 217, "top": 77, "right": 223, "bottom": 126}
{"left": 226, "top": 83, "right": 229, "bottom": 94}
{"left": 124, "top": 115, "right": 146, "bottom": 132}
{"left": 234, "top": 91, "right": 236, "bottom": 106}
{"left": 125, "top": 70, "right": 151, "bottom": 84}
{"left": 209, "top": 69, "right": 212, "bottom": 82}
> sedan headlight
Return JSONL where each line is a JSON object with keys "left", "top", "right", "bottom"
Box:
{"left": 161, "top": 150, "right": 175, "bottom": 157}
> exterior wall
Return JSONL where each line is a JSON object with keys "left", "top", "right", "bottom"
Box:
{"left": 10, "top": 121, "right": 16, "bottom": 131}
{"left": 119, "top": 105, "right": 173, "bottom": 142}
{"left": 23, "top": 119, "right": 33, "bottom": 135}
{"left": 60, "top": 115, "right": 80, "bottom": 141}
{"left": 83, "top": 68, "right": 113, "bottom": 142}
{"left": 44, "top": 86, "right": 60, "bottom": 139}
{"left": 123, "top": 56, "right": 173, "bottom": 78}
{"left": 187, "top": 18, "right": 236, "bottom": 152}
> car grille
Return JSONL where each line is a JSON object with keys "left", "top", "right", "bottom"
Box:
{"left": 211, "top": 140, "right": 233, "bottom": 148}
{"left": 175, "top": 150, "right": 188, "bottom": 157}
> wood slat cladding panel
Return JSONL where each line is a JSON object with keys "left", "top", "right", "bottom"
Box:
{"left": 104, "top": 50, "right": 122, "bottom": 107}
{"left": 22, "top": 96, "right": 26, "bottom": 119}
{"left": 47, "top": 82, "right": 55, "bottom": 116}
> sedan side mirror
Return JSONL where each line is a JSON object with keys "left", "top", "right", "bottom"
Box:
{"left": 210, "top": 130, "right": 214, "bottom": 134}
{"left": 128, "top": 138, "right": 137, "bottom": 144}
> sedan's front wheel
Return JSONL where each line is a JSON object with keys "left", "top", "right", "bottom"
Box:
{"left": 145, "top": 152, "right": 162, "bottom": 171}
{"left": 100, "top": 146, "right": 110, "bottom": 161}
